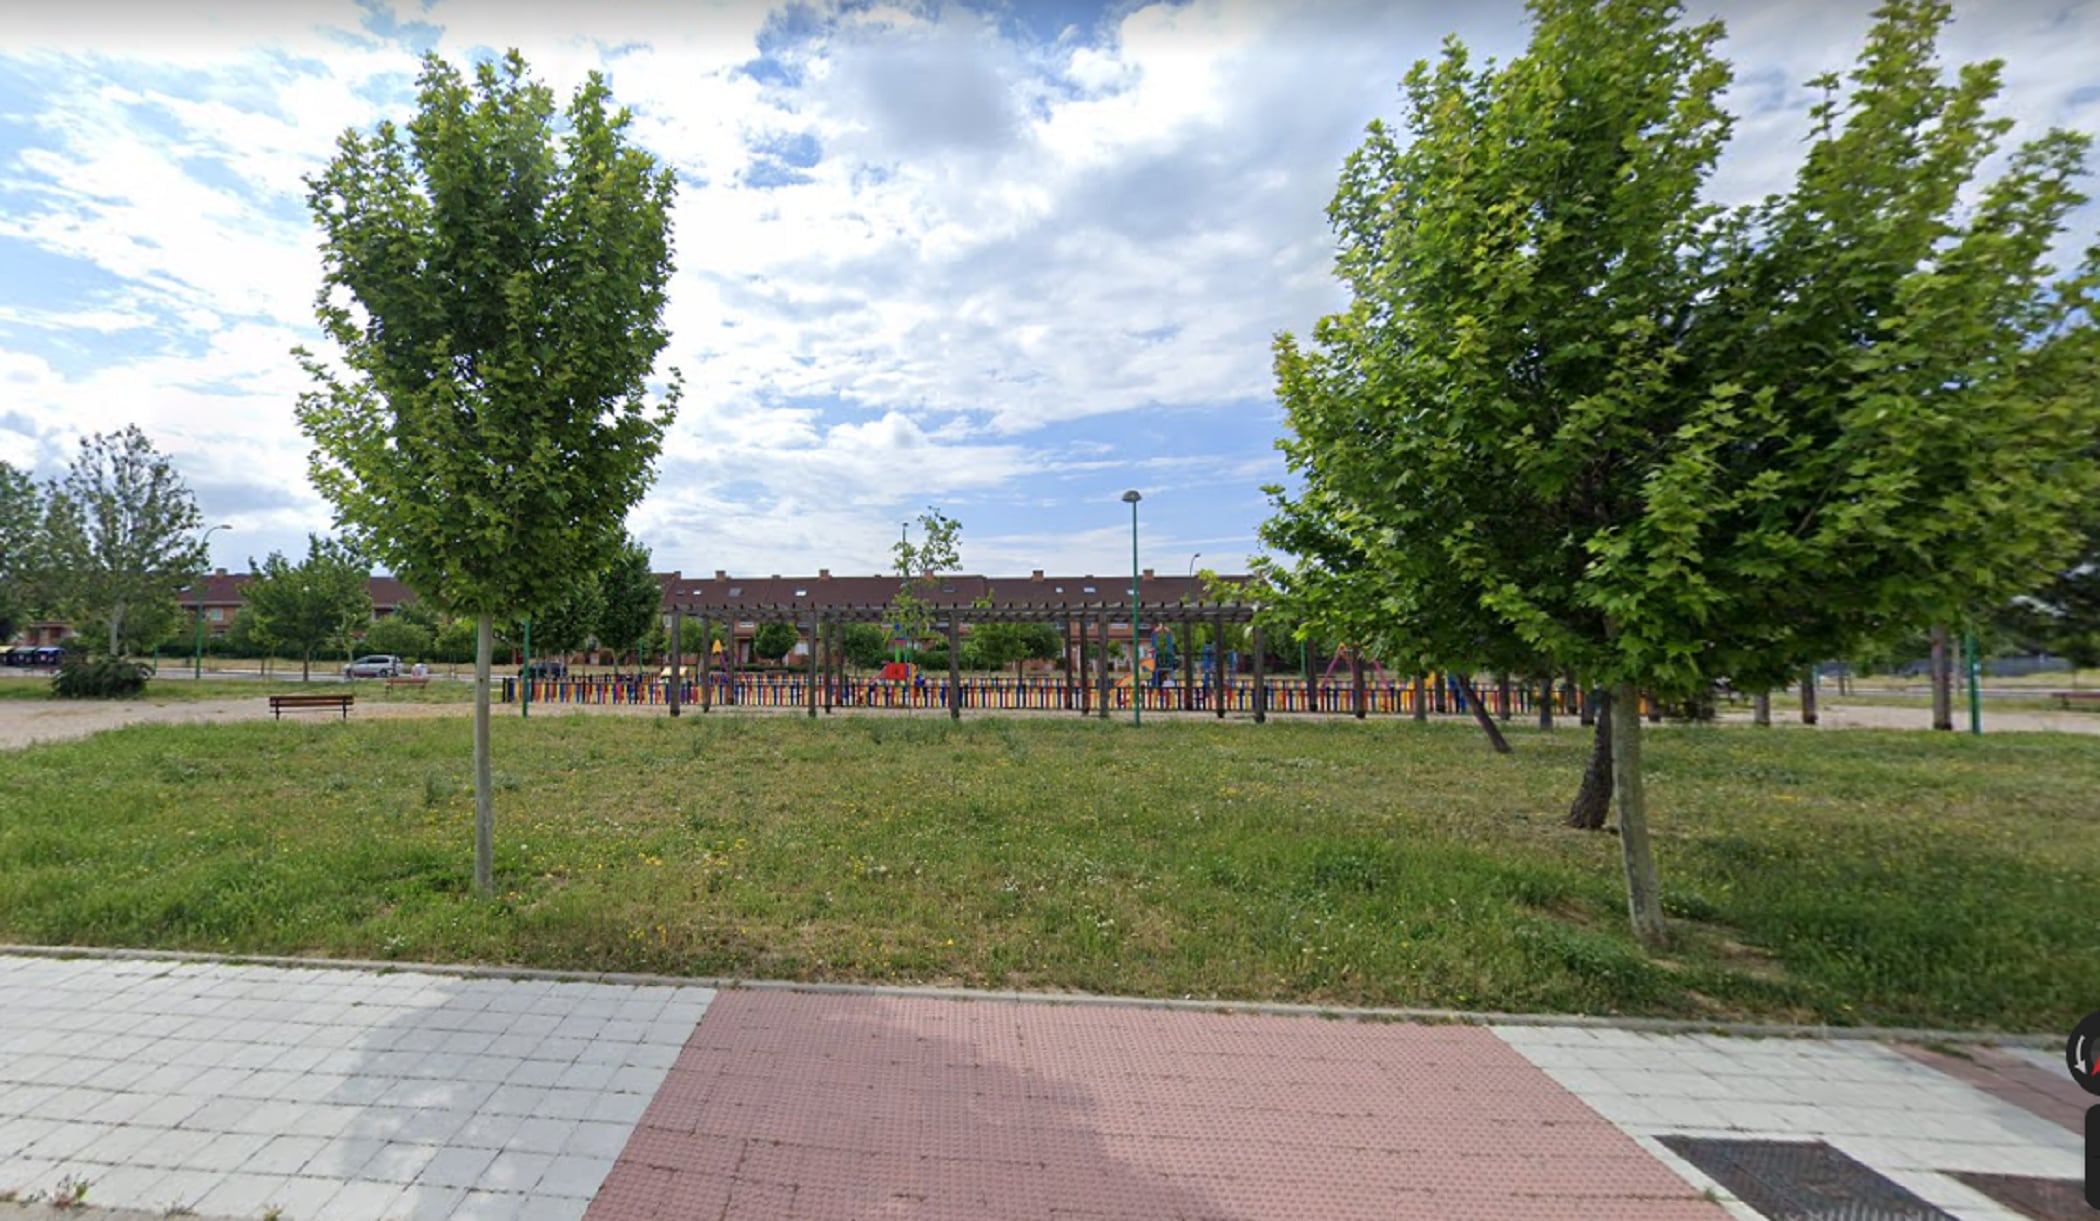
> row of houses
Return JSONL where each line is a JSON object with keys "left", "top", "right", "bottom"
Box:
{"left": 12, "top": 567, "right": 1242, "bottom": 665}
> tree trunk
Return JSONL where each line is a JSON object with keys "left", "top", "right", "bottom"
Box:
{"left": 1753, "top": 690, "right": 1771, "bottom": 726}
{"left": 1537, "top": 677, "right": 1554, "bottom": 731}
{"left": 1800, "top": 667, "right": 1819, "bottom": 726}
{"left": 302, "top": 651, "right": 312, "bottom": 683}
{"left": 473, "top": 614, "right": 494, "bottom": 898}
{"left": 1454, "top": 675, "right": 1512, "bottom": 754}
{"left": 108, "top": 602, "right": 124, "bottom": 656}
{"left": 1929, "top": 624, "right": 1953, "bottom": 731}
{"left": 1579, "top": 682, "right": 1597, "bottom": 727}
{"left": 1611, "top": 682, "right": 1668, "bottom": 949}
{"left": 1566, "top": 689, "right": 1613, "bottom": 829}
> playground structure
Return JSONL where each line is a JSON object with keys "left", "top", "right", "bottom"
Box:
{"left": 498, "top": 588, "right": 1600, "bottom": 724}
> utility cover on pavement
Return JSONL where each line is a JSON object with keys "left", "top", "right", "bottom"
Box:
{"left": 1657, "top": 1136, "right": 1955, "bottom": 1221}
{"left": 1945, "top": 1171, "right": 2088, "bottom": 1221}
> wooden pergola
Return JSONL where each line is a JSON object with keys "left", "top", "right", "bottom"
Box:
{"left": 663, "top": 596, "right": 1278, "bottom": 721}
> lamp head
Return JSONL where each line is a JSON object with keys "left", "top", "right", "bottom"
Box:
{"left": 1121, "top": 490, "right": 1142, "bottom": 504}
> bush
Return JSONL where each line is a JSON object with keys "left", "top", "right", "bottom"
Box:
{"left": 52, "top": 654, "right": 154, "bottom": 699}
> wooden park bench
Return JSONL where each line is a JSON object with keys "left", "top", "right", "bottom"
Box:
{"left": 2049, "top": 690, "right": 2100, "bottom": 710}
{"left": 269, "top": 692, "right": 354, "bottom": 721}
{"left": 385, "top": 675, "right": 430, "bottom": 690}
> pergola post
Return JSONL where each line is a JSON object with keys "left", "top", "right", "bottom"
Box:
{"left": 1251, "top": 623, "right": 1267, "bottom": 724}
{"left": 1180, "top": 616, "right": 1195, "bottom": 712}
{"left": 724, "top": 619, "right": 738, "bottom": 706}
{"left": 1352, "top": 647, "right": 1367, "bottom": 721}
{"left": 668, "top": 609, "right": 683, "bottom": 719}
{"left": 699, "top": 616, "right": 711, "bottom": 712}
{"left": 807, "top": 613, "right": 819, "bottom": 719}
{"left": 1096, "top": 611, "right": 1111, "bottom": 721}
{"left": 947, "top": 618, "right": 963, "bottom": 721}
{"left": 1413, "top": 673, "right": 1427, "bottom": 722}
{"left": 1065, "top": 612, "right": 1079, "bottom": 714}
{"left": 1497, "top": 673, "right": 1513, "bottom": 722}
{"left": 1212, "top": 614, "right": 1226, "bottom": 719}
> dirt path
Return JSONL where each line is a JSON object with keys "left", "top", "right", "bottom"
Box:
{"left": 1720, "top": 700, "right": 2100, "bottom": 735}
{"left": 4, "top": 692, "right": 2091, "bottom": 751}
{"left": 0, "top": 696, "right": 467, "bottom": 751}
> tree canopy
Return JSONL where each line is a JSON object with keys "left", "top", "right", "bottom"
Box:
{"left": 1261, "top": 0, "right": 2099, "bottom": 946}
{"left": 40, "top": 427, "right": 206, "bottom": 657}
{"left": 595, "top": 533, "right": 662, "bottom": 667}
{"left": 0, "top": 462, "right": 41, "bottom": 641}
{"left": 244, "top": 535, "right": 373, "bottom": 681}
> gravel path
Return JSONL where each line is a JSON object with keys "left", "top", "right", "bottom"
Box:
{"left": 1720, "top": 700, "right": 2100, "bottom": 735}
{"left": 0, "top": 695, "right": 466, "bottom": 751}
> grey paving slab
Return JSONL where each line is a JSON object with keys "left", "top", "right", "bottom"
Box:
{"left": 0, "top": 956, "right": 711, "bottom": 1219}
{"left": 1495, "top": 1023, "right": 2083, "bottom": 1221}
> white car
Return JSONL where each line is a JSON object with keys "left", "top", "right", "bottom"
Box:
{"left": 343, "top": 655, "right": 402, "bottom": 679}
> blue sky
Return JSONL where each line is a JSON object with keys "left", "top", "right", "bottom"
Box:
{"left": 2, "top": 0, "right": 2096, "bottom": 580}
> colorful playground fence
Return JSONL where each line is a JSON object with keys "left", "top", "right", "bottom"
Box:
{"left": 499, "top": 673, "right": 1593, "bottom": 718}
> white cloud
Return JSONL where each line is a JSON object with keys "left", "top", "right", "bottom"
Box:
{"left": 0, "top": 0, "right": 2094, "bottom": 581}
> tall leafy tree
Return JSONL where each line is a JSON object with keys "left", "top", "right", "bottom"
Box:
{"left": 839, "top": 622, "right": 891, "bottom": 669}
{"left": 888, "top": 507, "right": 965, "bottom": 653}
{"left": 244, "top": 535, "right": 373, "bottom": 681}
{"left": 516, "top": 571, "right": 604, "bottom": 661}
{"left": 595, "top": 534, "right": 662, "bottom": 676}
{"left": 0, "top": 461, "right": 42, "bottom": 641}
{"left": 751, "top": 620, "right": 800, "bottom": 663}
{"left": 297, "top": 51, "right": 679, "bottom": 896}
{"left": 40, "top": 427, "right": 206, "bottom": 656}
{"left": 1263, "top": 0, "right": 2097, "bottom": 948}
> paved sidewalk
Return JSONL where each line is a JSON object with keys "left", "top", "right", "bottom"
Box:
{"left": 0, "top": 954, "right": 2083, "bottom": 1220}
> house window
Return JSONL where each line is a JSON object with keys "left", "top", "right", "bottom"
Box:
{"left": 1082, "top": 585, "right": 1096, "bottom": 594}
{"left": 794, "top": 588, "right": 808, "bottom": 597}
{"left": 207, "top": 608, "right": 224, "bottom": 622}
{"left": 727, "top": 587, "right": 742, "bottom": 597}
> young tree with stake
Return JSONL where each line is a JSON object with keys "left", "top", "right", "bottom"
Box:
{"left": 298, "top": 51, "right": 680, "bottom": 897}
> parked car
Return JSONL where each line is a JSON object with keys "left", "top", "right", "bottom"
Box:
{"left": 343, "top": 654, "right": 402, "bottom": 679}
{"left": 520, "top": 659, "right": 566, "bottom": 680}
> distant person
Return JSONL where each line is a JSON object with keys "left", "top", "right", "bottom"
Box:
{"left": 411, "top": 661, "right": 429, "bottom": 680}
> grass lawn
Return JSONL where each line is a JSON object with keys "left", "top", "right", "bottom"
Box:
{"left": 0, "top": 714, "right": 2091, "bottom": 1032}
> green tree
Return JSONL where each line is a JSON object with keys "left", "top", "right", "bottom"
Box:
{"left": 0, "top": 462, "right": 42, "bottom": 641}
{"left": 244, "top": 536, "right": 373, "bottom": 682}
{"left": 1262, "top": 0, "right": 2098, "bottom": 948}
{"left": 751, "top": 620, "right": 800, "bottom": 664}
{"left": 39, "top": 427, "right": 206, "bottom": 657}
{"left": 363, "top": 615, "right": 433, "bottom": 662}
{"left": 967, "top": 621, "right": 1057, "bottom": 676}
{"left": 298, "top": 50, "right": 680, "bottom": 896}
{"left": 889, "top": 507, "right": 964, "bottom": 652}
{"left": 596, "top": 534, "right": 661, "bottom": 675}
{"left": 222, "top": 607, "right": 273, "bottom": 666}
{"left": 516, "top": 571, "right": 604, "bottom": 661}
{"left": 839, "top": 622, "right": 891, "bottom": 669}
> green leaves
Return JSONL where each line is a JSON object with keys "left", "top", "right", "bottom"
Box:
{"left": 242, "top": 535, "right": 373, "bottom": 676}
{"left": 297, "top": 50, "right": 679, "bottom": 622}
{"left": 1262, "top": 0, "right": 2098, "bottom": 699}
{"left": 38, "top": 427, "right": 206, "bottom": 657}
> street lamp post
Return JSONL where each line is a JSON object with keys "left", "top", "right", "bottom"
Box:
{"left": 193, "top": 523, "right": 230, "bottom": 680}
{"left": 1122, "top": 490, "right": 1142, "bottom": 727}
{"left": 1187, "top": 552, "right": 1201, "bottom": 580}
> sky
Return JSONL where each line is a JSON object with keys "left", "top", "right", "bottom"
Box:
{"left": 2, "top": 0, "right": 2097, "bottom": 582}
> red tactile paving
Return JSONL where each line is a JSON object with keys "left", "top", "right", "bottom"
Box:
{"left": 586, "top": 992, "right": 1727, "bottom": 1220}
{"left": 1892, "top": 1042, "right": 2085, "bottom": 1134}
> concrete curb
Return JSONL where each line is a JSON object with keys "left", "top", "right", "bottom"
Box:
{"left": 0, "top": 943, "right": 2056, "bottom": 1049}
